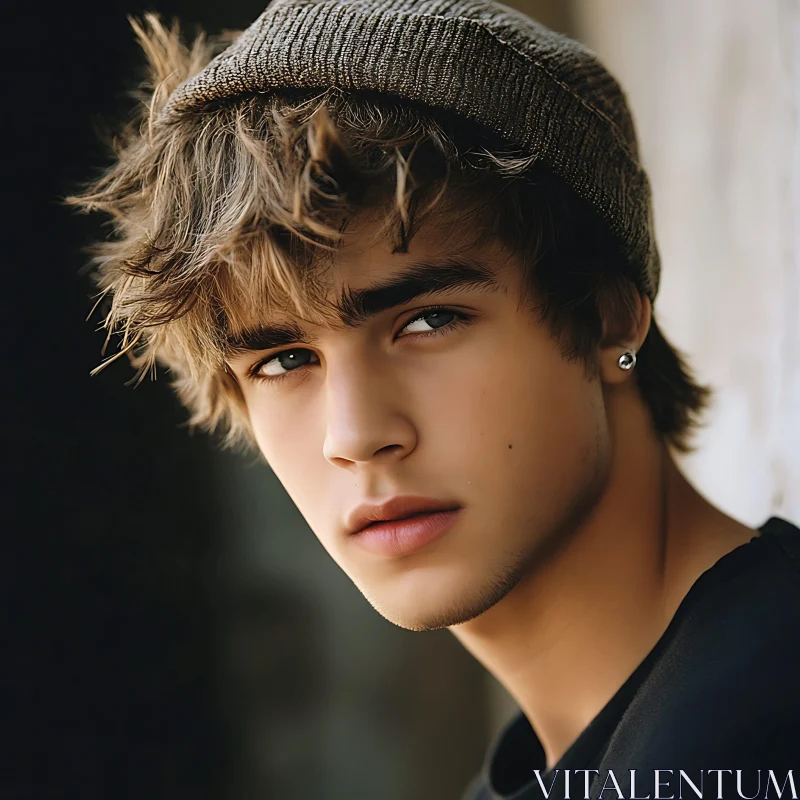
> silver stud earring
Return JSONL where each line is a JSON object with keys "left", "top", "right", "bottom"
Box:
{"left": 618, "top": 350, "right": 636, "bottom": 371}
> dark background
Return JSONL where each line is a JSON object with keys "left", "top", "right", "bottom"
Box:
{"left": 5, "top": 2, "right": 267, "bottom": 798}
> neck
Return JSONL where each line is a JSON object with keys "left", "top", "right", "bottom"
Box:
{"left": 449, "top": 383, "right": 757, "bottom": 769}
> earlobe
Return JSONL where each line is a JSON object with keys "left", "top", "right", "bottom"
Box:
{"left": 599, "top": 293, "right": 651, "bottom": 385}
{"left": 599, "top": 346, "right": 638, "bottom": 385}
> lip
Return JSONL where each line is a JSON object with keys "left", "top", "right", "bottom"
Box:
{"left": 346, "top": 496, "right": 463, "bottom": 558}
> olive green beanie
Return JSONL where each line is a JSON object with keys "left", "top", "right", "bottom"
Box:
{"left": 160, "top": 0, "right": 660, "bottom": 301}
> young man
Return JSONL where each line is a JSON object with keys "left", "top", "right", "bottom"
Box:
{"left": 68, "top": 1, "right": 800, "bottom": 797}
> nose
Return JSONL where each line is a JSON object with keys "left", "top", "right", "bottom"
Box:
{"left": 322, "top": 359, "right": 418, "bottom": 468}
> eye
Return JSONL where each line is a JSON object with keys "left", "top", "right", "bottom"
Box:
{"left": 399, "top": 307, "right": 468, "bottom": 337}
{"left": 247, "top": 306, "right": 471, "bottom": 384}
{"left": 252, "top": 348, "right": 319, "bottom": 380}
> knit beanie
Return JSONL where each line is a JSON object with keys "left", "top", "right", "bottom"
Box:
{"left": 160, "top": 0, "right": 661, "bottom": 302}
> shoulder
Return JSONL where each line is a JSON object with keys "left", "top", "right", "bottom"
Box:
{"left": 604, "top": 516, "right": 800, "bottom": 769}
{"left": 668, "top": 515, "right": 800, "bottom": 657}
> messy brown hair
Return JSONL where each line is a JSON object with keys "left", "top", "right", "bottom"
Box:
{"left": 65, "top": 14, "right": 712, "bottom": 455}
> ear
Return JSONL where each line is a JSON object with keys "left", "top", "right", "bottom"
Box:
{"left": 598, "top": 292, "right": 652, "bottom": 385}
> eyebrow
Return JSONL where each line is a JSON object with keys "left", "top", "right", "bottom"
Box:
{"left": 224, "top": 256, "right": 499, "bottom": 358}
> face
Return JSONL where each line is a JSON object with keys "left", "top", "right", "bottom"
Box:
{"left": 226, "top": 210, "right": 613, "bottom": 632}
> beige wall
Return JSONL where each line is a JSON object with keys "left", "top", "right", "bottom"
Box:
{"left": 574, "top": 0, "right": 800, "bottom": 526}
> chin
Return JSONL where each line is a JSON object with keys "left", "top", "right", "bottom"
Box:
{"left": 354, "top": 555, "right": 530, "bottom": 632}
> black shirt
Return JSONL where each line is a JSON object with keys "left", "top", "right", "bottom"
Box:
{"left": 461, "top": 516, "right": 800, "bottom": 800}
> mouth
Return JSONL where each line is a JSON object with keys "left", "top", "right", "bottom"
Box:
{"left": 346, "top": 497, "right": 463, "bottom": 558}
{"left": 346, "top": 495, "right": 462, "bottom": 536}
{"left": 361, "top": 508, "right": 450, "bottom": 530}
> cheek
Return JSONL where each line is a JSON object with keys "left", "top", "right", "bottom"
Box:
{"left": 419, "top": 333, "right": 601, "bottom": 451}
{"left": 416, "top": 336, "right": 605, "bottom": 511}
{"left": 246, "top": 390, "right": 324, "bottom": 498}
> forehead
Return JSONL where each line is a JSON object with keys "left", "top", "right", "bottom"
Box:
{"left": 231, "top": 206, "right": 517, "bottom": 331}
{"left": 338, "top": 203, "right": 501, "bottom": 270}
